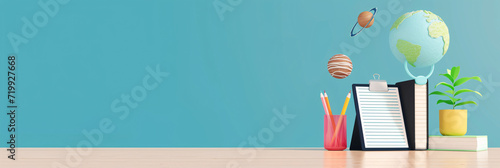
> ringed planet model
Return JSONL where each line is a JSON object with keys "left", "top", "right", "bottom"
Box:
{"left": 350, "top": 7, "right": 377, "bottom": 37}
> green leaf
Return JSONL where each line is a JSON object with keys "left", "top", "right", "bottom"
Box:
{"left": 435, "top": 82, "right": 454, "bottom": 91}
{"left": 439, "top": 73, "right": 454, "bottom": 83}
{"left": 444, "top": 90, "right": 454, "bottom": 95}
{"left": 451, "top": 66, "right": 460, "bottom": 81}
{"left": 454, "top": 101, "right": 477, "bottom": 107}
{"left": 437, "top": 99, "right": 454, "bottom": 105}
{"left": 447, "top": 69, "right": 451, "bottom": 75}
{"left": 454, "top": 89, "right": 482, "bottom": 97}
{"left": 454, "top": 76, "right": 482, "bottom": 87}
{"left": 450, "top": 97, "right": 461, "bottom": 103}
{"left": 429, "top": 91, "right": 452, "bottom": 99}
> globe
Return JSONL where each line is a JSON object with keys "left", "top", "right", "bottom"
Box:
{"left": 389, "top": 10, "right": 449, "bottom": 68}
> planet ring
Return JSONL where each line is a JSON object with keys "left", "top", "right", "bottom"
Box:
{"left": 350, "top": 7, "right": 377, "bottom": 37}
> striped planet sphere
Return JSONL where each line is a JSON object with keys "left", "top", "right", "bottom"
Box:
{"left": 327, "top": 54, "right": 353, "bottom": 79}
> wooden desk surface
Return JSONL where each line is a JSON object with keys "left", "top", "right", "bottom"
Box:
{"left": 1, "top": 148, "right": 498, "bottom": 168}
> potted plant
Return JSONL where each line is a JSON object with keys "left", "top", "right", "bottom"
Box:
{"left": 430, "top": 66, "right": 482, "bottom": 136}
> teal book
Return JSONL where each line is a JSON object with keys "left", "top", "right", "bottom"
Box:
{"left": 429, "top": 136, "right": 488, "bottom": 151}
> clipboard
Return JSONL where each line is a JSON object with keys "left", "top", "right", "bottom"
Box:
{"left": 350, "top": 74, "right": 409, "bottom": 150}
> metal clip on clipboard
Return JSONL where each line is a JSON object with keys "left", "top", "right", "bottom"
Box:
{"left": 369, "top": 73, "right": 388, "bottom": 92}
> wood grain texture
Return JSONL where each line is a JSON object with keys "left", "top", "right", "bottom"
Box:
{"left": 1, "top": 148, "right": 498, "bottom": 168}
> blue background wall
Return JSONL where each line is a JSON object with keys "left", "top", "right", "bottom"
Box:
{"left": 0, "top": 0, "right": 498, "bottom": 147}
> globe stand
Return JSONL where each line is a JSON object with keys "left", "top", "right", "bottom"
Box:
{"left": 404, "top": 61, "right": 434, "bottom": 85}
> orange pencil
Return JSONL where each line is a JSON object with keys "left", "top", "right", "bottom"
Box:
{"left": 324, "top": 91, "right": 333, "bottom": 115}
{"left": 324, "top": 91, "right": 336, "bottom": 130}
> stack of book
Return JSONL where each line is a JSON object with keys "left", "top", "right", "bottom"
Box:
{"left": 429, "top": 136, "right": 488, "bottom": 152}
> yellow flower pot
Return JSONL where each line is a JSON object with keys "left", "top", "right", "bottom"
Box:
{"left": 439, "top": 109, "right": 467, "bottom": 136}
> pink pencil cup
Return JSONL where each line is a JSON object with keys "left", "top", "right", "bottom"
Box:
{"left": 324, "top": 115, "right": 347, "bottom": 151}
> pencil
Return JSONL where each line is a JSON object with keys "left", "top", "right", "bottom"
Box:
{"left": 331, "top": 91, "right": 351, "bottom": 144}
{"left": 321, "top": 93, "right": 336, "bottom": 133}
{"left": 320, "top": 93, "right": 329, "bottom": 115}
{"left": 340, "top": 91, "right": 351, "bottom": 115}
{"left": 324, "top": 91, "right": 333, "bottom": 115}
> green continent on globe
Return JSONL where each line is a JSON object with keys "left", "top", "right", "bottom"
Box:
{"left": 390, "top": 10, "right": 423, "bottom": 30}
{"left": 423, "top": 11, "right": 443, "bottom": 22}
{"left": 424, "top": 11, "right": 449, "bottom": 55}
{"left": 428, "top": 22, "right": 449, "bottom": 55}
{"left": 396, "top": 39, "right": 421, "bottom": 67}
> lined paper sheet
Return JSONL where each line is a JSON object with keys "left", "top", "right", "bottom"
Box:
{"left": 414, "top": 84, "right": 427, "bottom": 149}
{"left": 355, "top": 86, "right": 409, "bottom": 148}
